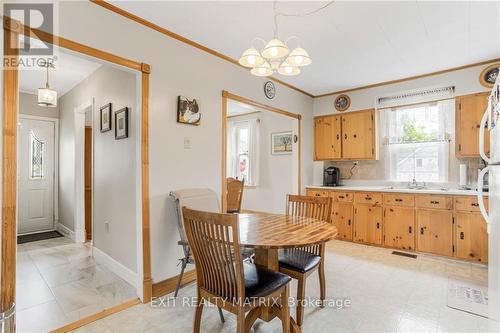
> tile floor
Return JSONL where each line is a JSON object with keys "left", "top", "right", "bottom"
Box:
{"left": 73, "top": 240, "right": 499, "bottom": 333}
{"left": 16, "top": 236, "right": 137, "bottom": 333}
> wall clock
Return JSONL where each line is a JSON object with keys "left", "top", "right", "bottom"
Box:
{"left": 334, "top": 94, "right": 351, "bottom": 112}
{"left": 479, "top": 63, "right": 499, "bottom": 88}
{"left": 264, "top": 81, "right": 275, "bottom": 99}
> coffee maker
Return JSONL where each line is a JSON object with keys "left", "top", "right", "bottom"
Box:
{"left": 324, "top": 167, "right": 341, "bottom": 187}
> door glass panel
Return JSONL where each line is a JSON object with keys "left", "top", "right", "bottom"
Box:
{"left": 29, "top": 130, "right": 44, "bottom": 179}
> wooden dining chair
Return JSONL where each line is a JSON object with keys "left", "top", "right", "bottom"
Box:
{"left": 226, "top": 177, "right": 244, "bottom": 213}
{"left": 279, "top": 194, "right": 332, "bottom": 326}
{"left": 183, "top": 207, "right": 291, "bottom": 333}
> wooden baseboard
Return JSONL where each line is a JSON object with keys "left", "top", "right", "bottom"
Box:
{"left": 49, "top": 298, "right": 140, "bottom": 333}
{"left": 152, "top": 270, "right": 196, "bottom": 298}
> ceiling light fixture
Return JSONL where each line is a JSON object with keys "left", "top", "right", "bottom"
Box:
{"left": 37, "top": 60, "right": 57, "bottom": 107}
{"left": 239, "top": 1, "right": 333, "bottom": 77}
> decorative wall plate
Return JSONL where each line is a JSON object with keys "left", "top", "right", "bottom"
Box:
{"left": 264, "top": 81, "right": 276, "bottom": 99}
{"left": 334, "top": 94, "right": 351, "bottom": 112}
{"left": 479, "top": 63, "right": 499, "bottom": 88}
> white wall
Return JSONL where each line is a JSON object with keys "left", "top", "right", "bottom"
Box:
{"left": 228, "top": 111, "right": 298, "bottom": 214}
{"left": 58, "top": 65, "right": 138, "bottom": 272}
{"left": 312, "top": 64, "right": 492, "bottom": 186}
{"left": 50, "top": 1, "right": 313, "bottom": 282}
{"left": 19, "top": 92, "right": 60, "bottom": 118}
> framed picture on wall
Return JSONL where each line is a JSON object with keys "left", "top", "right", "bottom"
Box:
{"left": 114, "top": 107, "right": 129, "bottom": 140}
{"left": 100, "top": 103, "right": 112, "bottom": 132}
{"left": 177, "top": 96, "right": 201, "bottom": 125}
{"left": 271, "top": 131, "right": 293, "bottom": 155}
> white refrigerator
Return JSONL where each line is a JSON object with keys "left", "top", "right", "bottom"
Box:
{"left": 478, "top": 71, "right": 500, "bottom": 321}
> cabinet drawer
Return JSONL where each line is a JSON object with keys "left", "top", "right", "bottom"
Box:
{"left": 306, "top": 189, "right": 330, "bottom": 197}
{"left": 455, "top": 196, "right": 489, "bottom": 212}
{"left": 333, "top": 192, "right": 353, "bottom": 202}
{"left": 415, "top": 195, "right": 453, "bottom": 210}
{"left": 383, "top": 193, "right": 415, "bottom": 207}
{"left": 354, "top": 192, "right": 382, "bottom": 205}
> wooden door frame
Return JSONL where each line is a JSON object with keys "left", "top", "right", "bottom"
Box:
{"left": 221, "top": 90, "right": 302, "bottom": 212}
{"left": 2, "top": 17, "right": 152, "bottom": 316}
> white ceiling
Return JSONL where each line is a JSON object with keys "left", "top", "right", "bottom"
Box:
{"left": 110, "top": 1, "right": 500, "bottom": 96}
{"left": 19, "top": 42, "right": 101, "bottom": 97}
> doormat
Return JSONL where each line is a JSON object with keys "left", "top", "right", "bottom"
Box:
{"left": 392, "top": 251, "right": 417, "bottom": 259}
{"left": 447, "top": 276, "right": 488, "bottom": 318}
{"left": 17, "top": 231, "right": 63, "bottom": 244}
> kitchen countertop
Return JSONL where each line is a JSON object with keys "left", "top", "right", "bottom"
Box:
{"left": 306, "top": 185, "right": 484, "bottom": 196}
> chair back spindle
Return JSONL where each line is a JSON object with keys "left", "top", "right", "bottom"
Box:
{"left": 286, "top": 194, "right": 331, "bottom": 255}
{"left": 183, "top": 207, "right": 244, "bottom": 302}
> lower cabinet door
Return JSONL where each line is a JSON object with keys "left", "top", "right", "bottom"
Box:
{"left": 354, "top": 204, "right": 382, "bottom": 245}
{"left": 332, "top": 202, "right": 353, "bottom": 241}
{"left": 455, "top": 212, "right": 488, "bottom": 263}
{"left": 416, "top": 209, "right": 453, "bottom": 256}
{"left": 384, "top": 206, "right": 415, "bottom": 250}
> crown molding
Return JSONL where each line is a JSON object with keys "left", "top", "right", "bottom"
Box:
{"left": 90, "top": 0, "right": 314, "bottom": 98}
{"left": 314, "top": 57, "right": 500, "bottom": 98}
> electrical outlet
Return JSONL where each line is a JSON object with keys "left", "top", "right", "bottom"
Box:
{"left": 104, "top": 221, "right": 110, "bottom": 233}
{"left": 353, "top": 161, "right": 359, "bottom": 166}
{"left": 184, "top": 137, "right": 192, "bottom": 149}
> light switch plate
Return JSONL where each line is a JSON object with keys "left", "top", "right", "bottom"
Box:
{"left": 184, "top": 137, "right": 192, "bottom": 149}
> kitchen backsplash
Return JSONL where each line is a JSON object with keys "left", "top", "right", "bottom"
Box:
{"left": 323, "top": 157, "right": 484, "bottom": 188}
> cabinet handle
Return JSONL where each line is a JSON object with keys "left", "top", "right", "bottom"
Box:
{"left": 389, "top": 208, "right": 394, "bottom": 212}
{"left": 337, "top": 134, "right": 340, "bottom": 140}
{"left": 344, "top": 134, "right": 347, "bottom": 140}
{"left": 365, "top": 196, "right": 372, "bottom": 200}
{"left": 348, "top": 219, "right": 351, "bottom": 226}
{"left": 430, "top": 200, "right": 440, "bottom": 204}
{"left": 315, "top": 194, "right": 320, "bottom": 197}
{"left": 395, "top": 198, "right": 403, "bottom": 202}
{"left": 339, "top": 195, "right": 345, "bottom": 199}
{"left": 420, "top": 227, "right": 424, "bottom": 235}
{"left": 471, "top": 203, "right": 479, "bottom": 207}
{"left": 376, "top": 222, "right": 380, "bottom": 229}
{"left": 353, "top": 134, "right": 357, "bottom": 138}
{"left": 460, "top": 232, "right": 465, "bottom": 240}
{"left": 409, "top": 226, "right": 412, "bottom": 234}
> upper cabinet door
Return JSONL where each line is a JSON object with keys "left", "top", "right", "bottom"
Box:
{"left": 314, "top": 115, "right": 341, "bottom": 160}
{"left": 341, "top": 110, "right": 375, "bottom": 159}
{"left": 456, "top": 93, "right": 490, "bottom": 157}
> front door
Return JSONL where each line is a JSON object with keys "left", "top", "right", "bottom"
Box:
{"left": 18, "top": 117, "right": 55, "bottom": 234}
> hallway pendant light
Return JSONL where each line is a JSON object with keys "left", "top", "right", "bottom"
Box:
{"left": 285, "top": 47, "right": 312, "bottom": 67}
{"left": 278, "top": 63, "right": 300, "bottom": 76}
{"left": 238, "top": 47, "right": 265, "bottom": 68}
{"left": 37, "top": 62, "right": 57, "bottom": 107}
{"left": 261, "top": 38, "right": 289, "bottom": 60}
{"left": 250, "top": 61, "right": 273, "bottom": 77}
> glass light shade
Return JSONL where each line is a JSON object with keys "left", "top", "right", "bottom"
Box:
{"left": 261, "top": 38, "right": 289, "bottom": 60}
{"left": 286, "top": 47, "right": 312, "bottom": 66}
{"left": 238, "top": 47, "right": 265, "bottom": 68}
{"left": 250, "top": 62, "right": 273, "bottom": 77}
{"left": 278, "top": 63, "right": 300, "bottom": 76}
{"left": 37, "top": 87, "right": 58, "bottom": 107}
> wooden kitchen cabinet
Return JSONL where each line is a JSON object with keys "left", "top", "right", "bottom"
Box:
{"left": 332, "top": 202, "right": 354, "bottom": 241}
{"left": 314, "top": 109, "right": 376, "bottom": 161}
{"left": 455, "top": 212, "right": 488, "bottom": 263}
{"left": 341, "top": 110, "right": 376, "bottom": 159}
{"left": 354, "top": 204, "right": 382, "bottom": 245}
{"left": 416, "top": 209, "right": 453, "bottom": 257}
{"left": 456, "top": 92, "right": 490, "bottom": 157}
{"left": 384, "top": 206, "right": 415, "bottom": 250}
{"left": 314, "top": 115, "right": 341, "bottom": 160}
{"left": 306, "top": 189, "right": 330, "bottom": 197}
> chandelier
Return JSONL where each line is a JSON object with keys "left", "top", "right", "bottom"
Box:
{"left": 238, "top": 1, "right": 334, "bottom": 77}
{"left": 239, "top": 37, "right": 311, "bottom": 77}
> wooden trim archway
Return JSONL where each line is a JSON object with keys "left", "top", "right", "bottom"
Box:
{"left": 221, "top": 90, "right": 302, "bottom": 213}
{"left": 1, "top": 17, "right": 152, "bottom": 319}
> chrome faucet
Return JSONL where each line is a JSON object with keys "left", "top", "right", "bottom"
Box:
{"left": 408, "top": 178, "right": 426, "bottom": 189}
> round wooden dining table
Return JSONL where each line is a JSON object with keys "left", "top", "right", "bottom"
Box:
{"left": 237, "top": 213, "right": 338, "bottom": 333}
